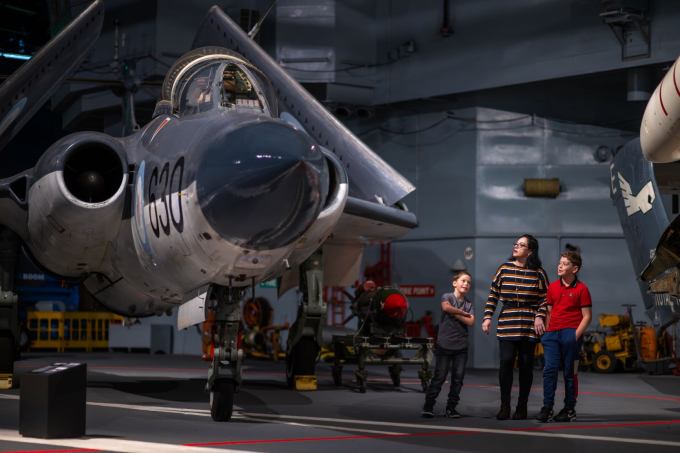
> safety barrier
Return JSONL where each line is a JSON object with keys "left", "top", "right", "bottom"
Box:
{"left": 63, "top": 313, "right": 92, "bottom": 351}
{"left": 90, "top": 312, "right": 123, "bottom": 349}
{"left": 27, "top": 312, "right": 123, "bottom": 351}
{"left": 28, "top": 312, "right": 64, "bottom": 352}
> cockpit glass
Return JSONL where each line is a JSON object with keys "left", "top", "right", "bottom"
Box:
{"left": 220, "top": 64, "right": 261, "bottom": 109}
{"left": 179, "top": 65, "right": 217, "bottom": 116}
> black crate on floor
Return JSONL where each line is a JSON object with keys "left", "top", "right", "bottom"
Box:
{"left": 19, "top": 363, "right": 86, "bottom": 438}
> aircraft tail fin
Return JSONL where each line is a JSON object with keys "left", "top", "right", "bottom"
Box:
{"left": 0, "top": 0, "right": 104, "bottom": 152}
{"left": 611, "top": 138, "right": 680, "bottom": 334}
{"left": 611, "top": 138, "right": 669, "bottom": 279}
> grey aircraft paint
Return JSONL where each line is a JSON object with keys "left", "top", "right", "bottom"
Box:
{"left": 0, "top": 2, "right": 417, "bottom": 319}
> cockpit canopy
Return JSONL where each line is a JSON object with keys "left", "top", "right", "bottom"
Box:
{"left": 174, "top": 61, "right": 275, "bottom": 117}
{"left": 154, "top": 47, "right": 277, "bottom": 119}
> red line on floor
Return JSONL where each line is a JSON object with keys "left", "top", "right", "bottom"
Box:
{"left": 184, "top": 419, "right": 680, "bottom": 446}
{"left": 183, "top": 430, "right": 479, "bottom": 446}
{"left": 1, "top": 449, "right": 99, "bottom": 453}
{"left": 510, "top": 419, "right": 680, "bottom": 432}
{"left": 16, "top": 365, "right": 207, "bottom": 372}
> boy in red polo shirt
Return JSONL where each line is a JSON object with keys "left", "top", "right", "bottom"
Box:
{"left": 535, "top": 252, "right": 592, "bottom": 423}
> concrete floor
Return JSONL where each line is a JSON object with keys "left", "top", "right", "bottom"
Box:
{"left": 0, "top": 352, "right": 679, "bottom": 452}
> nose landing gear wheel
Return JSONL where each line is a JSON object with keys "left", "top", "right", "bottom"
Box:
{"left": 210, "top": 379, "right": 235, "bottom": 422}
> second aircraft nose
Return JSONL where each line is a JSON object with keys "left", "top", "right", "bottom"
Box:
{"left": 197, "top": 119, "right": 329, "bottom": 250}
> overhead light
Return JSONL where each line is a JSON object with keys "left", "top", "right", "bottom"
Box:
{"left": 0, "top": 53, "right": 31, "bottom": 61}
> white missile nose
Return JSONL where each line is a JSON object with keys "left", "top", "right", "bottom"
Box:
{"left": 640, "top": 60, "right": 680, "bottom": 163}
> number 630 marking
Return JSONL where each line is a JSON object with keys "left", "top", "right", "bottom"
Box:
{"left": 148, "top": 157, "right": 184, "bottom": 238}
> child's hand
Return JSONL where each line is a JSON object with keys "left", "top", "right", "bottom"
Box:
{"left": 534, "top": 317, "right": 546, "bottom": 335}
{"left": 482, "top": 319, "right": 491, "bottom": 334}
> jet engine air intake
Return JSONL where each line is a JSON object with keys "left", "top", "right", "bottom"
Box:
{"left": 321, "top": 148, "right": 347, "bottom": 210}
{"left": 62, "top": 142, "right": 125, "bottom": 203}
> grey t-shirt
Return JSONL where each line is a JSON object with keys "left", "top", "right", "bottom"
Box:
{"left": 438, "top": 293, "right": 475, "bottom": 350}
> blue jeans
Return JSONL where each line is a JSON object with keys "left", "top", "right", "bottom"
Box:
{"left": 542, "top": 328, "right": 583, "bottom": 408}
{"left": 425, "top": 346, "right": 468, "bottom": 408}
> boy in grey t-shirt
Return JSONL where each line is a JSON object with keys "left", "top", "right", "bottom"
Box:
{"left": 421, "top": 271, "right": 475, "bottom": 418}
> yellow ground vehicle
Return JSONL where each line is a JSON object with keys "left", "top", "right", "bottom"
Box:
{"left": 580, "top": 304, "right": 676, "bottom": 374}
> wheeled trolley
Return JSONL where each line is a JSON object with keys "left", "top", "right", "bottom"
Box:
{"left": 330, "top": 334, "right": 434, "bottom": 393}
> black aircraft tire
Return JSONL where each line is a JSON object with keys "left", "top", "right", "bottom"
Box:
{"left": 332, "top": 370, "right": 342, "bottom": 387}
{"left": 389, "top": 366, "right": 401, "bottom": 387}
{"left": 357, "top": 377, "right": 366, "bottom": 393}
{"left": 286, "top": 337, "right": 317, "bottom": 388}
{"left": 210, "top": 379, "right": 235, "bottom": 422}
{"left": 0, "top": 334, "right": 14, "bottom": 374}
{"left": 592, "top": 350, "right": 617, "bottom": 374}
{"left": 294, "top": 337, "right": 317, "bottom": 375}
{"left": 286, "top": 355, "right": 295, "bottom": 388}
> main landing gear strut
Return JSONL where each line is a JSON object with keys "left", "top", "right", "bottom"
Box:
{"left": 205, "top": 284, "right": 243, "bottom": 422}
{"left": 286, "top": 249, "right": 326, "bottom": 390}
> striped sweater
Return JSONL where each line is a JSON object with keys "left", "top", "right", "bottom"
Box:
{"left": 484, "top": 262, "right": 549, "bottom": 341}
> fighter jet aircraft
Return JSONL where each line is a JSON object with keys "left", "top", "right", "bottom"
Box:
{"left": 0, "top": 1, "right": 417, "bottom": 421}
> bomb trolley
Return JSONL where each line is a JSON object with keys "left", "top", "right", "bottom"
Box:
{"left": 329, "top": 283, "right": 434, "bottom": 393}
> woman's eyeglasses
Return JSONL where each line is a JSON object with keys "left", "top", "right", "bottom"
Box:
{"left": 513, "top": 242, "right": 528, "bottom": 249}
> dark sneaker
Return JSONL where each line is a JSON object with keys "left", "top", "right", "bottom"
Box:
{"left": 535, "top": 405, "right": 554, "bottom": 423}
{"left": 445, "top": 405, "right": 460, "bottom": 418}
{"left": 421, "top": 405, "right": 434, "bottom": 418}
{"left": 553, "top": 407, "right": 577, "bottom": 422}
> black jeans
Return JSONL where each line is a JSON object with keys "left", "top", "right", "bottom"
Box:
{"left": 425, "top": 346, "right": 468, "bottom": 408}
{"left": 499, "top": 339, "right": 536, "bottom": 399}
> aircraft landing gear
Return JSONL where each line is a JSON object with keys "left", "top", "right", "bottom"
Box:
{"left": 0, "top": 228, "right": 19, "bottom": 389}
{"left": 210, "top": 378, "right": 235, "bottom": 422}
{"left": 286, "top": 250, "right": 326, "bottom": 390}
{"left": 205, "top": 285, "right": 243, "bottom": 422}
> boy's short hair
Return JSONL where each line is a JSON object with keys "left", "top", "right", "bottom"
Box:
{"left": 561, "top": 251, "right": 582, "bottom": 272}
{"left": 453, "top": 271, "right": 472, "bottom": 282}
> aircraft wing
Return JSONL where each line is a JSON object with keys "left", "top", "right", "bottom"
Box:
{"left": 0, "top": 0, "right": 104, "bottom": 152}
{"left": 328, "top": 197, "right": 417, "bottom": 247}
{"left": 324, "top": 197, "right": 416, "bottom": 285}
{"left": 192, "top": 6, "right": 415, "bottom": 206}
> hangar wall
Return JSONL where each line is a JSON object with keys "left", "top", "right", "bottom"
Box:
{"left": 374, "top": 0, "right": 680, "bottom": 104}
{"left": 359, "top": 107, "right": 641, "bottom": 368}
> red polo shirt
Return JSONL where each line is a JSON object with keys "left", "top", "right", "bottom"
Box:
{"left": 546, "top": 276, "right": 592, "bottom": 331}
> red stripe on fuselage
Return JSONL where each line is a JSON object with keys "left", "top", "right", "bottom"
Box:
{"left": 660, "top": 81, "right": 669, "bottom": 116}
{"left": 151, "top": 118, "right": 170, "bottom": 142}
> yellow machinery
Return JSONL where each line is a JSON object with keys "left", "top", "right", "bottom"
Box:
{"left": 580, "top": 304, "right": 675, "bottom": 374}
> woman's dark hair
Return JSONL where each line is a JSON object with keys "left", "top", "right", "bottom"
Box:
{"left": 508, "top": 234, "right": 543, "bottom": 270}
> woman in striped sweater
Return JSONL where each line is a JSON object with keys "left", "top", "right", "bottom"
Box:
{"left": 482, "top": 234, "right": 549, "bottom": 421}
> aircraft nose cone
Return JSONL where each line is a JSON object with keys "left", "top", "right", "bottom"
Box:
{"left": 197, "top": 120, "right": 329, "bottom": 250}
